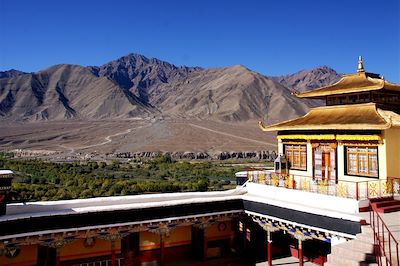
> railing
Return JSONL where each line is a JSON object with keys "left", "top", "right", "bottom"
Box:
{"left": 70, "top": 257, "right": 124, "bottom": 266}
{"left": 243, "top": 170, "right": 400, "bottom": 265}
{"left": 370, "top": 206, "right": 399, "bottom": 266}
{"left": 245, "top": 170, "right": 400, "bottom": 200}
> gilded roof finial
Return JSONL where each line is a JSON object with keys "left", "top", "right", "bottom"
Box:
{"left": 357, "top": 56, "right": 364, "bottom": 73}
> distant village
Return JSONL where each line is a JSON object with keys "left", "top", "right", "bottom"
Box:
{"left": 7, "top": 148, "right": 278, "bottom": 162}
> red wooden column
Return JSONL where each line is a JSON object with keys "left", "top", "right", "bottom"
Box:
{"left": 289, "top": 230, "right": 310, "bottom": 266}
{"left": 267, "top": 231, "right": 272, "bottom": 266}
{"left": 123, "top": 232, "right": 140, "bottom": 266}
{"left": 124, "top": 236, "right": 134, "bottom": 266}
{"left": 203, "top": 235, "right": 208, "bottom": 260}
{"left": 160, "top": 233, "right": 165, "bottom": 266}
{"left": 148, "top": 224, "right": 173, "bottom": 266}
{"left": 192, "top": 222, "right": 210, "bottom": 261}
{"left": 255, "top": 221, "right": 279, "bottom": 266}
{"left": 111, "top": 240, "right": 116, "bottom": 266}
{"left": 298, "top": 238, "right": 303, "bottom": 266}
{"left": 55, "top": 248, "right": 61, "bottom": 266}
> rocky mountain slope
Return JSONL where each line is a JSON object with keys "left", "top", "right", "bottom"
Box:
{"left": 89, "top": 54, "right": 202, "bottom": 105}
{"left": 0, "top": 69, "right": 26, "bottom": 79}
{"left": 271, "top": 66, "right": 340, "bottom": 107}
{"left": 0, "top": 54, "right": 339, "bottom": 122}
{"left": 272, "top": 66, "right": 340, "bottom": 92}
{"left": 0, "top": 64, "right": 153, "bottom": 120}
{"left": 154, "top": 65, "right": 308, "bottom": 123}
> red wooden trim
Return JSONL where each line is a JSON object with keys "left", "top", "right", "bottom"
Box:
{"left": 206, "top": 235, "right": 233, "bottom": 241}
{"left": 140, "top": 240, "right": 192, "bottom": 250}
{"left": 359, "top": 206, "right": 370, "bottom": 213}
{"left": 0, "top": 260, "right": 37, "bottom": 266}
{"left": 164, "top": 240, "right": 191, "bottom": 247}
{"left": 60, "top": 249, "right": 121, "bottom": 260}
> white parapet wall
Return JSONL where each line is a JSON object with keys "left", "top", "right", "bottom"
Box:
{"left": 244, "top": 182, "right": 361, "bottom": 221}
{"left": 4, "top": 188, "right": 246, "bottom": 221}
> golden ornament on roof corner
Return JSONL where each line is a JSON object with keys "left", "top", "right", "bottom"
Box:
{"left": 357, "top": 55, "right": 364, "bottom": 73}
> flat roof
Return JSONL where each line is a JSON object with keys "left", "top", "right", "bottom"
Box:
{"left": 3, "top": 189, "right": 246, "bottom": 222}
{"left": 0, "top": 183, "right": 363, "bottom": 241}
{"left": 0, "top": 170, "right": 13, "bottom": 175}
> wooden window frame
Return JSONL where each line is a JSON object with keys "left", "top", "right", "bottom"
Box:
{"left": 345, "top": 145, "right": 378, "bottom": 178}
{"left": 284, "top": 143, "right": 307, "bottom": 171}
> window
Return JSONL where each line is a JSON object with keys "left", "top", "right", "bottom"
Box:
{"left": 284, "top": 144, "right": 307, "bottom": 170}
{"left": 346, "top": 146, "right": 378, "bottom": 177}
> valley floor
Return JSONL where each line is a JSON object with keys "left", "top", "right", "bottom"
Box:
{"left": 0, "top": 119, "right": 276, "bottom": 160}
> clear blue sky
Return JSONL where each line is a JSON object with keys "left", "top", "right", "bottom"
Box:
{"left": 1, "top": 0, "right": 399, "bottom": 82}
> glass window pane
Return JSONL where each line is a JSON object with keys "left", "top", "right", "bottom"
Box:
{"left": 293, "top": 151, "right": 300, "bottom": 167}
{"left": 301, "top": 151, "right": 307, "bottom": 168}
{"left": 346, "top": 146, "right": 378, "bottom": 177}
{"left": 348, "top": 153, "right": 357, "bottom": 173}
{"left": 358, "top": 154, "right": 367, "bottom": 173}
{"left": 358, "top": 147, "right": 367, "bottom": 153}
{"left": 368, "top": 154, "right": 378, "bottom": 175}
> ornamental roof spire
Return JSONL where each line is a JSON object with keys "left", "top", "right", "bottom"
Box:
{"left": 288, "top": 57, "right": 400, "bottom": 100}
{"left": 357, "top": 55, "right": 364, "bottom": 73}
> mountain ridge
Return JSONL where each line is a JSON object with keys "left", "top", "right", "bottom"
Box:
{"left": 0, "top": 53, "right": 339, "bottom": 123}
{"left": 271, "top": 66, "right": 340, "bottom": 92}
{"left": 0, "top": 69, "right": 27, "bottom": 79}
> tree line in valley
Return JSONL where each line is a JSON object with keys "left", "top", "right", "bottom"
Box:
{"left": 0, "top": 153, "right": 245, "bottom": 202}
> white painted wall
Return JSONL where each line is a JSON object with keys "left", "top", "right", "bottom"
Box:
{"left": 330, "top": 236, "right": 348, "bottom": 246}
{"left": 378, "top": 142, "right": 387, "bottom": 180}
{"left": 278, "top": 139, "right": 283, "bottom": 155}
{"left": 337, "top": 143, "right": 345, "bottom": 180}
{"left": 245, "top": 182, "right": 361, "bottom": 218}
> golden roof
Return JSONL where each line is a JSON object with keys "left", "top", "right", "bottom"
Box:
{"left": 294, "top": 72, "right": 400, "bottom": 99}
{"left": 259, "top": 103, "right": 400, "bottom": 131}
{"left": 294, "top": 57, "right": 400, "bottom": 99}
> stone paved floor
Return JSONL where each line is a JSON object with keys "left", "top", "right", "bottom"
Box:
{"left": 159, "top": 255, "right": 318, "bottom": 266}
{"left": 381, "top": 211, "right": 400, "bottom": 242}
{"left": 257, "top": 256, "right": 317, "bottom": 265}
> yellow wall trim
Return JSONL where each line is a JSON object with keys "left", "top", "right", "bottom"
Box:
{"left": 277, "top": 135, "right": 335, "bottom": 140}
{"left": 278, "top": 134, "right": 381, "bottom": 141}
{"left": 336, "top": 134, "right": 381, "bottom": 141}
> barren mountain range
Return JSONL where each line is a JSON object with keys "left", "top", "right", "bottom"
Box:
{"left": 0, "top": 53, "right": 340, "bottom": 123}
{"left": 0, "top": 54, "right": 341, "bottom": 156}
